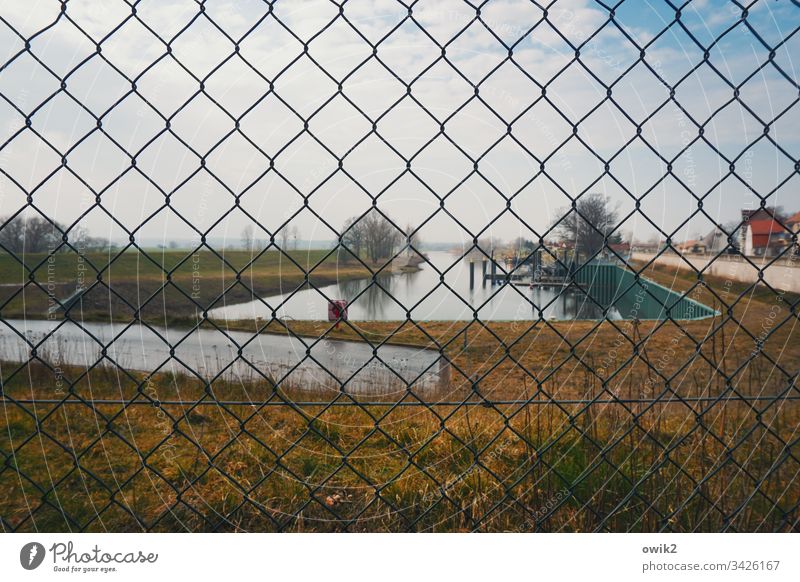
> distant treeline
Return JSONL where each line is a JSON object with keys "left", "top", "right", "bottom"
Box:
{"left": 0, "top": 215, "right": 112, "bottom": 254}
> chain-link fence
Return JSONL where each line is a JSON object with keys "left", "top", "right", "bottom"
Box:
{"left": 1, "top": 0, "right": 799, "bottom": 532}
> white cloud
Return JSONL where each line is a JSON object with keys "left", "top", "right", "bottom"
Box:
{"left": 0, "top": 0, "right": 796, "bottom": 244}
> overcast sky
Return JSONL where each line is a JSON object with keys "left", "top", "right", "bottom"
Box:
{"left": 0, "top": 0, "right": 798, "bottom": 247}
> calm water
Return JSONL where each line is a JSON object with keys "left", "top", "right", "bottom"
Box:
{"left": 0, "top": 319, "right": 447, "bottom": 394}
{"left": 210, "top": 251, "right": 620, "bottom": 321}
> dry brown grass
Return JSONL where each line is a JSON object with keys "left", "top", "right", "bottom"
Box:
{"left": 1, "top": 260, "right": 798, "bottom": 532}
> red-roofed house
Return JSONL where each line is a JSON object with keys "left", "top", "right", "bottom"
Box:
{"left": 741, "top": 208, "right": 791, "bottom": 257}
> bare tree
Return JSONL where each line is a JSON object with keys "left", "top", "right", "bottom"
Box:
{"left": 342, "top": 212, "right": 401, "bottom": 263}
{"left": 341, "top": 216, "right": 365, "bottom": 261}
{"left": 0, "top": 215, "right": 64, "bottom": 253}
{"left": 405, "top": 223, "right": 422, "bottom": 252}
{"left": 278, "top": 225, "right": 291, "bottom": 251}
{"left": 241, "top": 224, "right": 254, "bottom": 251}
{"left": 553, "top": 193, "right": 621, "bottom": 257}
{"left": 362, "top": 211, "right": 401, "bottom": 263}
{"left": 70, "top": 225, "right": 110, "bottom": 251}
{"left": 0, "top": 215, "right": 28, "bottom": 252}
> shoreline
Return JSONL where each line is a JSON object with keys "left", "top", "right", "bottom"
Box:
{"left": 0, "top": 249, "right": 427, "bottom": 324}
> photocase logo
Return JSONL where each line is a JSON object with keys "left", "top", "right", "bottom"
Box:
{"left": 20, "top": 542, "right": 46, "bottom": 570}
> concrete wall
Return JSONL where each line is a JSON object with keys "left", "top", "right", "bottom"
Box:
{"left": 631, "top": 252, "right": 800, "bottom": 294}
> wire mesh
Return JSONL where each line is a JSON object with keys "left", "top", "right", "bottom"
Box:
{"left": 0, "top": 0, "right": 798, "bottom": 532}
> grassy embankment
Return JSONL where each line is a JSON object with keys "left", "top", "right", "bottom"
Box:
{"left": 1, "top": 256, "right": 798, "bottom": 532}
{"left": 0, "top": 248, "right": 370, "bottom": 325}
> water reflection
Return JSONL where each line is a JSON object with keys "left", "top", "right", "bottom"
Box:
{"left": 210, "top": 252, "right": 636, "bottom": 321}
{"left": 337, "top": 272, "right": 409, "bottom": 320}
{"left": 0, "top": 319, "right": 446, "bottom": 393}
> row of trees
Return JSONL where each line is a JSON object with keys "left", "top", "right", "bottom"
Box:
{"left": 20, "top": 192, "right": 612, "bottom": 258}
{"left": 241, "top": 224, "right": 302, "bottom": 251}
{"left": 2, "top": 195, "right": 619, "bottom": 258}
{"left": 238, "top": 212, "right": 417, "bottom": 263}
{"left": 235, "top": 195, "right": 617, "bottom": 261}
{"left": 341, "top": 195, "right": 623, "bottom": 261}
{"left": 0, "top": 215, "right": 110, "bottom": 254}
